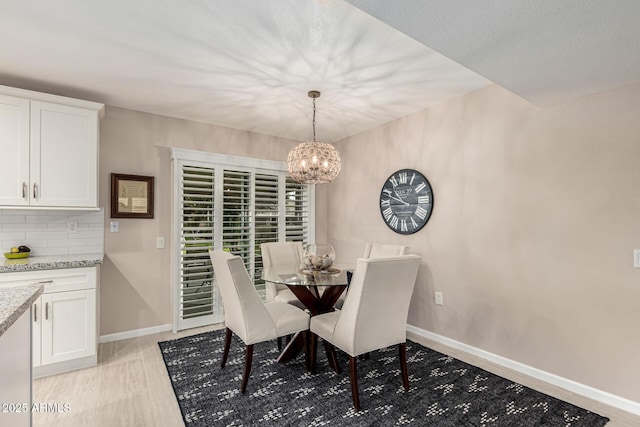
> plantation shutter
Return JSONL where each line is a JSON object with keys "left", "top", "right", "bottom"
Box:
{"left": 222, "top": 169, "right": 252, "bottom": 269}
{"left": 178, "top": 165, "right": 216, "bottom": 330}
{"left": 254, "top": 173, "right": 279, "bottom": 299}
{"left": 285, "top": 177, "right": 310, "bottom": 243}
{"left": 172, "top": 149, "right": 315, "bottom": 332}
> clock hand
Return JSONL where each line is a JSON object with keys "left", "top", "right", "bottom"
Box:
{"left": 393, "top": 191, "right": 410, "bottom": 205}
{"left": 389, "top": 194, "right": 409, "bottom": 205}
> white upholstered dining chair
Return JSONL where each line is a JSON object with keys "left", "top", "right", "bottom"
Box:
{"left": 209, "top": 249, "right": 310, "bottom": 393}
{"left": 335, "top": 242, "right": 408, "bottom": 309}
{"left": 362, "top": 242, "right": 408, "bottom": 258}
{"left": 310, "top": 254, "right": 421, "bottom": 411}
{"left": 260, "top": 241, "right": 306, "bottom": 309}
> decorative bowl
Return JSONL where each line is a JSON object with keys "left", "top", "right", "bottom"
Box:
{"left": 303, "top": 244, "right": 335, "bottom": 270}
{"left": 4, "top": 252, "right": 30, "bottom": 259}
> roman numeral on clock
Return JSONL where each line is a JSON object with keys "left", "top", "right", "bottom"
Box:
{"left": 398, "top": 172, "right": 407, "bottom": 184}
{"left": 418, "top": 195, "right": 430, "bottom": 204}
{"left": 389, "top": 176, "right": 399, "bottom": 187}
{"left": 400, "top": 219, "right": 408, "bottom": 232}
{"left": 380, "top": 199, "right": 390, "bottom": 207}
{"left": 415, "top": 206, "right": 428, "bottom": 220}
{"left": 390, "top": 215, "right": 399, "bottom": 229}
{"left": 383, "top": 207, "right": 393, "bottom": 221}
{"left": 415, "top": 182, "right": 426, "bottom": 193}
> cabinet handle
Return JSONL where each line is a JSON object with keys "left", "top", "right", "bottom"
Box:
{"left": 33, "top": 183, "right": 38, "bottom": 199}
{"left": 45, "top": 302, "right": 49, "bottom": 320}
{"left": 34, "top": 303, "right": 37, "bottom": 322}
{"left": 22, "top": 182, "right": 27, "bottom": 199}
{"left": 30, "top": 280, "right": 54, "bottom": 285}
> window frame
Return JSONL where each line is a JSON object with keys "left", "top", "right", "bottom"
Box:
{"left": 170, "top": 148, "right": 315, "bottom": 332}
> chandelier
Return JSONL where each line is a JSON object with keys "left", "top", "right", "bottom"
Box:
{"left": 287, "top": 90, "right": 341, "bottom": 184}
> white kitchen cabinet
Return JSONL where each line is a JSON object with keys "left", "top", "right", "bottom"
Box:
{"left": 0, "top": 85, "right": 104, "bottom": 209}
{"left": 0, "top": 267, "right": 98, "bottom": 377}
{"left": 0, "top": 94, "right": 30, "bottom": 206}
{"left": 32, "top": 288, "right": 97, "bottom": 367}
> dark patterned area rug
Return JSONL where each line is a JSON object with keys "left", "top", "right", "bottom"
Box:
{"left": 158, "top": 329, "right": 608, "bottom": 426}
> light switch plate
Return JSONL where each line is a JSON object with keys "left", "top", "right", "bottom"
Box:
{"left": 634, "top": 249, "right": 640, "bottom": 268}
{"left": 435, "top": 291, "right": 444, "bottom": 306}
{"left": 156, "top": 237, "right": 165, "bottom": 249}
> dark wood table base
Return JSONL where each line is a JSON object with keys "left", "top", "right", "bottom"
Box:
{"left": 276, "top": 283, "right": 346, "bottom": 370}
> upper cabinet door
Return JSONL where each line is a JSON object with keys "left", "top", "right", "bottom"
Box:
{"left": 0, "top": 94, "right": 30, "bottom": 206}
{"left": 30, "top": 101, "right": 98, "bottom": 208}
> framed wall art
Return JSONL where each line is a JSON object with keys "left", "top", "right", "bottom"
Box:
{"left": 110, "top": 173, "right": 154, "bottom": 218}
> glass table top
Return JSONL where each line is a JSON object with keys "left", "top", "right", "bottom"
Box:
{"left": 262, "top": 263, "right": 350, "bottom": 287}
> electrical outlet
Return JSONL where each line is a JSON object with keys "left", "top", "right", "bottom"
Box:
{"left": 435, "top": 291, "right": 444, "bottom": 306}
{"left": 67, "top": 221, "right": 78, "bottom": 233}
{"left": 110, "top": 221, "right": 119, "bottom": 233}
{"left": 634, "top": 249, "right": 640, "bottom": 268}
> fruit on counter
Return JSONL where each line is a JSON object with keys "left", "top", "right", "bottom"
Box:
{"left": 10, "top": 247, "right": 19, "bottom": 253}
{"left": 18, "top": 245, "right": 31, "bottom": 253}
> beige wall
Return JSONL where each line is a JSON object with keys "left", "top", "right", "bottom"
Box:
{"left": 327, "top": 83, "right": 640, "bottom": 403}
{"left": 99, "top": 82, "right": 640, "bottom": 404}
{"left": 98, "top": 107, "right": 309, "bottom": 335}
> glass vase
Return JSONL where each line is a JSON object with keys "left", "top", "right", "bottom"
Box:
{"left": 303, "top": 243, "right": 335, "bottom": 270}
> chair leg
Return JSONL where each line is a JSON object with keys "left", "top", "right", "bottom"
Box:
{"left": 310, "top": 333, "right": 318, "bottom": 374}
{"left": 221, "top": 327, "right": 232, "bottom": 368}
{"left": 303, "top": 331, "right": 311, "bottom": 372}
{"left": 348, "top": 356, "right": 361, "bottom": 411}
{"left": 398, "top": 343, "right": 409, "bottom": 390}
{"left": 277, "top": 336, "right": 282, "bottom": 350}
{"left": 240, "top": 344, "right": 254, "bottom": 394}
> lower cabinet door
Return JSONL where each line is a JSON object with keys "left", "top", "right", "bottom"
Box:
{"left": 40, "top": 289, "right": 96, "bottom": 365}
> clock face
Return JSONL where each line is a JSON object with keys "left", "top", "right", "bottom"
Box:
{"left": 379, "top": 169, "right": 433, "bottom": 235}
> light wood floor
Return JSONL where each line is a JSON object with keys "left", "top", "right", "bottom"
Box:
{"left": 33, "top": 326, "right": 639, "bottom": 426}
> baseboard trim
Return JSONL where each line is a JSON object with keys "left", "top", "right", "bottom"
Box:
{"left": 99, "top": 324, "right": 172, "bottom": 343}
{"left": 406, "top": 324, "right": 640, "bottom": 416}
{"left": 33, "top": 355, "right": 97, "bottom": 379}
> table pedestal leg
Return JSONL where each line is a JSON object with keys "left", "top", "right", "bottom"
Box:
{"left": 323, "top": 340, "right": 341, "bottom": 373}
{"left": 276, "top": 331, "right": 305, "bottom": 364}
{"left": 277, "top": 282, "right": 347, "bottom": 371}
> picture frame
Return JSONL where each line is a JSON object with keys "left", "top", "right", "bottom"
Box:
{"left": 110, "top": 173, "right": 154, "bottom": 218}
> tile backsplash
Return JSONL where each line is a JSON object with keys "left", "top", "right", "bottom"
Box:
{"left": 0, "top": 209, "right": 104, "bottom": 256}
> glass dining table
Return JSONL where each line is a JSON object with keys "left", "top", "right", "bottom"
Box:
{"left": 262, "top": 263, "right": 351, "bottom": 366}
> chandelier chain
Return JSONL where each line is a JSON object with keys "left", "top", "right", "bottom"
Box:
{"left": 312, "top": 97, "right": 317, "bottom": 142}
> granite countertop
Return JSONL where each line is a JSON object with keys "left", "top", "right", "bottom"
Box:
{"left": 0, "top": 253, "right": 104, "bottom": 273}
{"left": 0, "top": 283, "right": 43, "bottom": 337}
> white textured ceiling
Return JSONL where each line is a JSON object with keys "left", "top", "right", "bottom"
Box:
{"left": 1, "top": 1, "right": 638, "bottom": 143}
{"left": 346, "top": 0, "right": 640, "bottom": 107}
{"left": 0, "top": 0, "right": 488, "bottom": 142}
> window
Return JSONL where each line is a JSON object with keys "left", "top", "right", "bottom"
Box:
{"left": 171, "top": 149, "right": 314, "bottom": 331}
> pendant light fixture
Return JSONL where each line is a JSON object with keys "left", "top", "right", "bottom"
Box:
{"left": 287, "top": 90, "right": 341, "bottom": 184}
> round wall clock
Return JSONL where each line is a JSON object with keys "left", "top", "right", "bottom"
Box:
{"left": 379, "top": 169, "right": 434, "bottom": 234}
